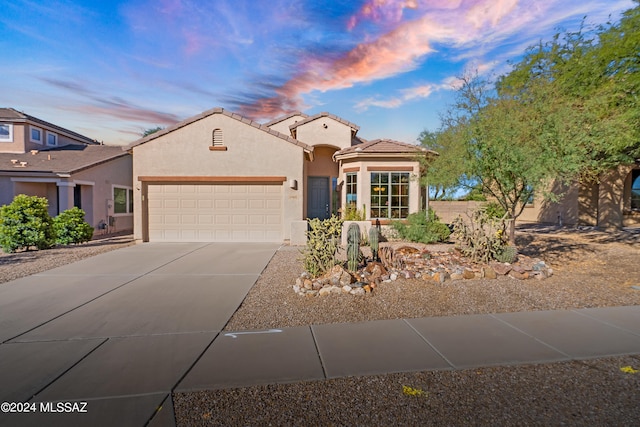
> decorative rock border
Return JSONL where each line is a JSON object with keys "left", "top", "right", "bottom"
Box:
{"left": 294, "top": 246, "right": 553, "bottom": 297}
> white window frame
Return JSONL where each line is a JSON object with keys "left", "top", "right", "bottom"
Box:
{"left": 30, "top": 126, "right": 43, "bottom": 144}
{"left": 370, "top": 172, "right": 410, "bottom": 219}
{"left": 46, "top": 131, "right": 58, "bottom": 147}
{"left": 112, "top": 185, "right": 134, "bottom": 216}
{"left": 0, "top": 123, "right": 13, "bottom": 142}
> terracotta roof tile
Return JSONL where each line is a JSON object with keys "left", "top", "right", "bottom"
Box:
{"left": 0, "top": 145, "right": 129, "bottom": 174}
{"left": 335, "top": 139, "right": 437, "bottom": 156}
{"left": 289, "top": 112, "right": 360, "bottom": 132}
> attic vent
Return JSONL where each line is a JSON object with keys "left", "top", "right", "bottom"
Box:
{"left": 212, "top": 129, "right": 223, "bottom": 147}
{"left": 209, "top": 128, "right": 227, "bottom": 151}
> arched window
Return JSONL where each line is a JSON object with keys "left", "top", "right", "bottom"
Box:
{"left": 631, "top": 169, "right": 640, "bottom": 210}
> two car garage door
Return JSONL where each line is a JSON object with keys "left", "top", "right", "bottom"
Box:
{"left": 147, "top": 184, "right": 283, "bottom": 242}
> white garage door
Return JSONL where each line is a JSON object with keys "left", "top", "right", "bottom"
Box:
{"left": 147, "top": 184, "right": 283, "bottom": 242}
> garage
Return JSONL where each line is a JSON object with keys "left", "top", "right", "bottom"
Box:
{"left": 146, "top": 183, "right": 283, "bottom": 242}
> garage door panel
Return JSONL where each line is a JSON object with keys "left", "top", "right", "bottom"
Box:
{"left": 147, "top": 184, "right": 283, "bottom": 242}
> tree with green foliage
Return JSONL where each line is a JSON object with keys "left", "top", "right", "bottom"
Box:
{"left": 142, "top": 126, "right": 164, "bottom": 137}
{"left": 498, "top": 2, "right": 640, "bottom": 179}
{"left": 427, "top": 2, "right": 640, "bottom": 242}
{"left": 436, "top": 72, "right": 579, "bottom": 242}
{"left": 418, "top": 128, "right": 468, "bottom": 200}
{"left": 0, "top": 195, "right": 55, "bottom": 253}
{"left": 53, "top": 207, "right": 94, "bottom": 245}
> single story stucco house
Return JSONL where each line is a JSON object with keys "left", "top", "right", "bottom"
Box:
{"left": 126, "top": 108, "right": 436, "bottom": 243}
{"left": 0, "top": 108, "right": 133, "bottom": 233}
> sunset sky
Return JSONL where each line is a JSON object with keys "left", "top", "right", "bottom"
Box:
{"left": 1, "top": 0, "right": 634, "bottom": 145}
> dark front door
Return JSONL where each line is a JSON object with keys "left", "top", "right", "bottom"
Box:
{"left": 308, "top": 176, "right": 330, "bottom": 220}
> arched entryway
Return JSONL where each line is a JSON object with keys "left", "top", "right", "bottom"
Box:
{"left": 306, "top": 145, "right": 340, "bottom": 219}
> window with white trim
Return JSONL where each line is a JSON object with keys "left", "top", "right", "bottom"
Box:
{"left": 113, "top": 186, "right": 134, "bottom": 214}
{"left": 346, "top": 173, "right": 357, "bottom": 209}
{"left": 30, "top": 126, "right": 43, "bottom": 144}
{"left": 46, "top": 131, "right": 58, "bottom": 146}
{"left": 0, "top": 124, "right": 13, "bottom": 142}
{"left": 370, "top": 172, "right": 409, "bottom": 219}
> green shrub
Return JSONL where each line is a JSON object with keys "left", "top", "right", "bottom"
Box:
{"left": 483, "top": 202, "right": 507, "bottom": 219}
{"left": 302, "top": 215, "right": 343, "bottom": 277}
{"left": 451, "top": 207, "right": 510, "bottom": 263}
{"left": 343, "top": 205, "right": 366, "bottom": 221}
{"left": 391, "top": 210, "right": 451, "bottom": 244}
{"left": 0, "top": 195, "right": 55, "bottom": 253}
{"left": 53, "top": 207, "right": 94, "bottom": 245}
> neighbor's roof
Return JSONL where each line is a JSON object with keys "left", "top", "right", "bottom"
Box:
{"left": 0, "top": 108, "right": 97, "bottom": 145}
{"left": 289, "top": 112, "right": 360, "bottom": 132}
{"left": 125, "top": 107, "right": 314, "bottom": 153}
{"left": 0, "top": 145, "right": 129, "bottom": 175}
{"left": 334, "top": 139, "right": 437, "bottom": 159}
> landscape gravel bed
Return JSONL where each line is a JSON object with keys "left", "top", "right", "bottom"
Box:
{"left": 223, "top": 229, "right": 640, "bottom": 331}
{"left": 0, "top": 233, "right": 135, "bottom": 283}
{"left": 174, "top": 354, "right": 640, "bottom": 426}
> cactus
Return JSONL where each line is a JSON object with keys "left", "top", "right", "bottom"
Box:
{"left": 346, "top": 223, "right": 361, "bottom": 271}
{"left": 495, "top": 245, "right": 518, "bottom": 263}
{"left": 369, "top": 227, "right": 379, "bottom": 261}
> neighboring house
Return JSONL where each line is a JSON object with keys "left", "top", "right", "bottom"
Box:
{"left": 126, "top": 107, "right": 436, "bottom": 243}
{"left": 518, "top": 164, "right": 640, "bottom": 229}
{"left": 0, "top": 108, "right": 133, "bottom": 233}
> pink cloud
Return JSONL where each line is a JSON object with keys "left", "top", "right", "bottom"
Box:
{"left": 240, "top": 0, "right": 591, "bottom": 120}
{"left": 62, "top": 104, "right": 180, "bottom": 127}
{"left": 347, "top": 0, "right": 419, "bottom": 30}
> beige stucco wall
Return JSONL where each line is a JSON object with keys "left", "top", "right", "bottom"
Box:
{"left": 295, "top": 118, "right": 353, "bottom": 150}
{"left": 0, "top": 122, "right": 26, "bottom": 153}
{"left": 131, "top": 113, "right": 305, "bottom": 241}
{"left": 429, "top": 201, "right": 483, "bottom": 224}
{"left": 306, "top": 146, "right": 339, "bottom": 177}
{"left": 338, "top": 158, "right": 421, "bottom": 220}
{"left": 517, "top": 181, "right": 580, "bottom": 226}
{"left": 73, "top": 154, "right": 133, "bottom": 231}
{"left": 1, "top": 121, "right": 91, "bottom": 154}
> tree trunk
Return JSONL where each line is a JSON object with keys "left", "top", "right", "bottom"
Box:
{"left": 508, "top": 216, "right": 516, "bottom": 245}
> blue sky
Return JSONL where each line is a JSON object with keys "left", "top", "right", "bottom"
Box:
{"left": 1, "top": 0, "right": 635, "bottom": 145}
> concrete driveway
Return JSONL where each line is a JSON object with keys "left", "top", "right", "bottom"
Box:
{"left": 0, "top": 242, "right": 280, "bottom": 427}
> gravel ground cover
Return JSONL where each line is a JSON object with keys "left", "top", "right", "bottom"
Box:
{"left": 0, "top": 232, "right": 135, "bottom": 283}
{"left": 223, "top": 227, "right": 640, "bottom": 331}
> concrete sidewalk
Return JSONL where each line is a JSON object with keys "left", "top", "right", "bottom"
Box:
{"left": 176, "top": 305, "right": 640, "bottom": 392}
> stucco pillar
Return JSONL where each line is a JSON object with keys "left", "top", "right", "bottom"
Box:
{"left": 56, "top": 180, "right": 75, "bottom": 215}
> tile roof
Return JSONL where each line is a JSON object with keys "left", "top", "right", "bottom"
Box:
{"left": 0, "top": 145, "right": 129, "bottom": 174}
{"left": 125, "top": 107, "right": 314, "bottom": 153}
{"left": 335, "top": 139, "right": 437, "bottom": 156}
{"left": 289, "top": 112, "right": 360, "bottom": 132}
{"left": 263, "top": 111, "right": 308, "bottom": 127}
{"left": 0, "top": 108, "right": 98, "bottom": 145}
